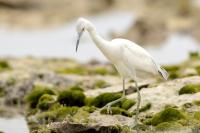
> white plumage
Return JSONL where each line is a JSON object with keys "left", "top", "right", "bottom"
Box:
{"left": 75, "top": 17, "right": 168, "bottom": 129}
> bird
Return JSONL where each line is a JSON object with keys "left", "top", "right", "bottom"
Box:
{"left": 75, "top": 17, "right": 168, "bottom": 128}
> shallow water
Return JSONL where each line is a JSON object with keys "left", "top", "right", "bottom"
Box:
{"left": 0, "top": 116, "right": 29, "bottom": 133}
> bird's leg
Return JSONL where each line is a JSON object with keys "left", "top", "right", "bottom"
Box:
{"left": 101, "top": 78, "right": 126, "bottom": 114}
{"left": 132, "top": 81, "right": 141, "bottom": 131}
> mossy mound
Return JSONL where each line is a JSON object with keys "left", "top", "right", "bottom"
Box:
{"left": 139, "top": 103, "right": 151, "bottom": 112}
{"left": 194, "top": 111, "right": 200, "bottom": 120}
{"left": 69, "top": 85, "right": 84, "bottom": 92}
{"left": 93, "top": 80, "right": 110, "bottom": 89}
{"left": 56, "top": 66, "right": 87, "bottom": 75}
{"left": 189, "top": 52, "right": 199, "bottom": 59}
{"left": 0, "top": 60, "right": 11, "bottom": 72}
{"left": 25, "top": 86, "right": 56, "bottom": 108}
{"left": 193, "top": 100, "right": 200, "bottom": 106}
{"left": 57, "top": 89, "right": 85, "bottom": 107}
{"left": 37, "top": 94, "right": 56, "bottom": 111}
{"left": 0, "top": 87, "right": 5, "bottom": 97}
{"left": 93, "top": 67, "right": 109, "bottom": 75}
{"left": 163, "top": 65, "right": 180, "bottom": 79}
{"left": 121, "top": 99, "right": 136, "bottom": 110}
{"left": 88, "top": 93, "right": 135, "bottom": 110}
{"left": 90, "top": 92, "right": 122, "bottom": 108}
{"left": 100, "top": 107, "right": 132, "bottom": 117}
{"left": 36, "top": 106, "right": 79, "bottom": 124}
{"left": 155, "top": 122, "right": 183, "bottom": 131}
{"left": 150, "top": 107, "right": 185, "bottom": 126}
{"left": 195, "top": 66, "right": 200, "bottom": 75}
{"left": 179, "top": 84, "right": 200, "bottom": 95}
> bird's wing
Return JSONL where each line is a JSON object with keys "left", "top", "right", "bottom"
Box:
{"left": 120, "top": 40, "right": 159, "bottom": 79}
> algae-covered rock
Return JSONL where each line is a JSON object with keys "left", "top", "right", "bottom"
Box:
{"left": 100, "top": 107, "right": 132, "bottom": 117}
{"left": 93, "top": 80, "right": 110, "bottom": 89}
{"left": 37, "top": 94, "right": 56, "bottom": 111}
{"left": 150, "top": 107, "right": 185, "bottom": 126}
{"left": 155, "top": 122, "right": 183, "bottom": 131}
{"left": 0, "top": 60, "right": 11, "bottom": 72}
{"left": 179, "top": 84, "right": 200, "bottom": 95}
{"left": 69, "top": 85, "right": 84, "bottom": 92}
{"left": 0, "top": 87, "right": 5, "bottom": 97}
{"left": 139, "top": 103, "right": 151, "bottom": 112}
{"left": 193, "top": 100, "right": 200, "bottom": 106}
{"left": 121, "top": 99, "right": 136, "bottom": 110}
{"left": 36, "top": 106, "right": 79, "bottom": 124}
{"left": 57, "top": 89, "right": 85, "bottom": 107}
{"left": 25, "top": 86, "right": 56, "bottom": 108}
{"left": 91, "top": 92, "right": 122, "bottom": 107}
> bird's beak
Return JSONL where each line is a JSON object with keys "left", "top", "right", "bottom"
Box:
{"left": 76, "top": 29, "right": 84, "bottom": 52}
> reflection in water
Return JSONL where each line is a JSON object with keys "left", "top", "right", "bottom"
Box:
{"left": 0, "top": 116, "right": 29, "bottom": 133}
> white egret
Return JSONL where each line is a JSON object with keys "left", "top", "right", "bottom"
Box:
{"left": 75, "top": 17, "right": 168, "bottom": 128}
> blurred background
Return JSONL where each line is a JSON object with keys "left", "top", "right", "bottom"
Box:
{"left": 0, "top": 0, "right": 199, "bottom": 65}
{"left": 0, "top": 0, "right": 200, "bottom": 133}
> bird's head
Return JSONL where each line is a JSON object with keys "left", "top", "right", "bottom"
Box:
{"left": 76, "top": 17, "right": 93, "bottom": 52}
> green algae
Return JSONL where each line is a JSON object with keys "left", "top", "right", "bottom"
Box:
{"left": 179, "top": 84, "right": 200, "bottom": 95}
{"left": 69, "top": 85, "right": 84, "bottom": 92}
{"left": 100, "top": 107, "right": 132, "bottom": 117}
{"left": 93, "top": 80, "right": 110, "bottom": 89}
{"left": 90, "top": 92, "right": 122, "bottom": 108}
{"left": 193, "top": 100, "right": 200, "bottom": 106}
{"left": 0, "top": 87, "right": 5, "bottom": 97}
{"left": 150, "top": 107, "right": 185, "bottom": 126}
{"left": 139, "top": 103, "right": 151, "bottom": 112}
{"left": 36, "top": 106, "right": 79, "bottom": 124}
{"left": 155, "top": 122, "right": 183, "bottom": 131}
{"left": 25, "top": 86, "right": 56, "bottom": 108}
{"left": 37, "top": 94, "right": 56, "bottom": 111}
{"left": 0, "top": 60, "right": 11, "bottom": 72}
{"left": 189, "top": 52, "right": 199, "bottom": 59}
{"left": 57, "top": 89, "right": 85, "bottom": 107}
{"left": 121, "top": 99, "right": 136, "bottom": 110}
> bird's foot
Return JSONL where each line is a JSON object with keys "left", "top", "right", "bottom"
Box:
{"left": 106, "top": 104, "right": 112, "bottom": 114}
{"left": 100, "top": 103, "right": 112, "bottom": 114}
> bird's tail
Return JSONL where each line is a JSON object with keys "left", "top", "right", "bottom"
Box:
{"left": 158, "top": 66, "right": 169, "bottom": 80}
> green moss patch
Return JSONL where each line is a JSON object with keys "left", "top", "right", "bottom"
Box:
{"left": 121, "top": 99, "right": 136, "bottom": 110}
{"left": 93, "top": 80, "right": 110, "bottom": 89}
{"left": 195, "top": 66, "right": 200, "bottom": 75}
{"left": 57, "top": 89, "right": 85, "bottom": 107}
{"left": 0, "top": 87, "right": 5, "bottom": 97}
{"left": 139, "top": 103, "right": 151, "bottom": 112}
{"left": 0, "top": 60, "right": 11, "bottom": 72}
{"left": 93, "top": 67, "right": 108, "bottom": 75}
{"left": 36, "top": 106, "right": 79, "bottom": 124}
{"left": 193, "top": 100, "right": 200, "bottom": 106}
{"left": 179, "top": 84, "right": 200, "bottom": 95}
{"left": 25, "top": 86, "right": 56, "bottom": 108}
{"left": 90, "top": 92, "right": 122, "bottom": 108}
{"left": 150, "top": 107, "right": 185, "bottom": 126}
{"left": 194, "top": 111, "right": 200, "bottom": 120}
{"left": 155, "top": 122, "right": 183, "bottom": 131}
{"left": 100, "top": 107, "right": 132, "bottom": 117}
{"left": 189, "top": 52, "right": 199, "bottom": 59}
{"left": 37, "top": 94, "right": 56, "bottom": 111}
{"left": 163, "top": 65, "right": 180, "bottom": 79}
{"left": 56, "top": 66, "right": 87, "bottom": 75}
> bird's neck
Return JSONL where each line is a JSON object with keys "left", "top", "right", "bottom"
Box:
{"left": 87, "top": 28, "right": 110, "bottom": 54}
